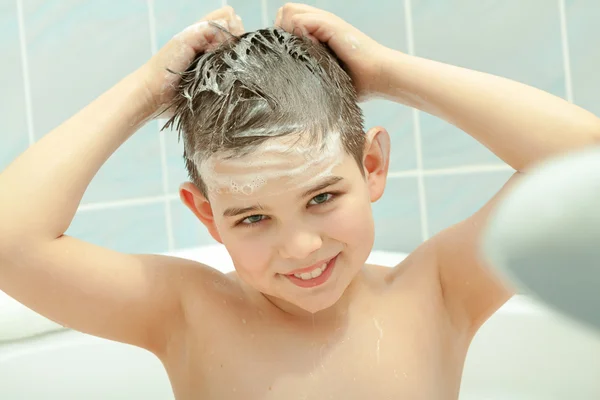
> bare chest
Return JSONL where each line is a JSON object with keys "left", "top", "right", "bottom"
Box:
{"left": 166, "top": 290, "right": 466, "bottom": 400}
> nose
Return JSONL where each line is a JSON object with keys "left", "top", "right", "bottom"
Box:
{"left": 277, "top": 223, "right": 323, "bottom": 260}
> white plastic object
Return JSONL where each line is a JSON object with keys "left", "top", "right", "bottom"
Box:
{"left": 482, "top": 145, "right": 600, "bottom": 332}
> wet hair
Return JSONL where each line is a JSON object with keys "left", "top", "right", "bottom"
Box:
{"left": 163, "top": 26, "right": 365, "bottom": 198}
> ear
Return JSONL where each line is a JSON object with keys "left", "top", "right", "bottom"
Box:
{"left": 363, "top": 127, "right": 390, "bottom": 202}
{"left": 179, "top": 182, "right": 223, "bottom": 243}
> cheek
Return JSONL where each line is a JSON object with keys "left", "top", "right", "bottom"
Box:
{"left": 326, "top": 194, "right": 374, "bottom": 245}
{"left": 221, "top": 230, "right": 274, "bottom": 278}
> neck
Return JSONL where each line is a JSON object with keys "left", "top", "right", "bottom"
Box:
{"left": 262, "top": 268, "right": 367, "bottom": 326}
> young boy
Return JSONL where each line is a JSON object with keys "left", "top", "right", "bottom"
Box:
{"left": 1, "top": 4, "right": 599, "bottom": 399}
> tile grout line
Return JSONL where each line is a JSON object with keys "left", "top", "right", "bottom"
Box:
{"left": 76, "top": 166, "right": 513, "bottom": 212}
{"left": 403, "top": 0, "right": 429, "bottom": 242}
{"left": 424, "top": 163, "right": 514, "bottom": 176}
{"left": 16, "top": 0, "right": 35, "bottom": 146}
{"left": 558, "top": 0, "right": 574, "bottom": 103}
{"left": 388, "top": 164, "right": 514, "bottom": 178}
{"left": 78, "top": 195, "right": 176, "bottom": 212}
{"left": 147, "top": 0, "right": 175, "bottom": 251}
{"left": 261, "top": 0, "right": 269, "bottom": 26}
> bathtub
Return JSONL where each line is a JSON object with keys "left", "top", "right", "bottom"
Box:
{"left": 1, "top": 246, "right": 599, "bottom": 399}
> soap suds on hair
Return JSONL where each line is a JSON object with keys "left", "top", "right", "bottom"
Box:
{"left": 198, "top": 131, "right": 344, "bottom": 195}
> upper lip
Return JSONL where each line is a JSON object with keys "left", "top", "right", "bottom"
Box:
{"left": 285, "top": 255, "right": 336, "bottom": 275}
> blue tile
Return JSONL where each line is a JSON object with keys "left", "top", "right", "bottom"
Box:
{"left": 81, "top": 121, "right": 164, "bottom": 204}
{"left": 23, "top": 1, "right": 163, "bottom": 202}
{"left": 24, "top": 0, "right": 153, "bottom": 136}
{"left": 372, "top": 176, "right": 423, "bottom": 253}
{"left": 67, "top": 202, "right": 169, "bottom": 254}
{"left": 0, "top": 1, "right": 29, "bottom": 172}
{"left": 153, "top": 0, "right": 222, "bottom": 49}
{"left": 418, "top": 112, "right": 505, "bottom": 169}
{"left": 424, "top": 170, "right": 515, "bottom": 238}
{"left": 161, "top": 121, "right": 189, "bottom": 194}
{"left": 412, "top": 0, "right": 565, "bottom": 169}
{"left": 227, "top": 0, "right": 264, "bottom": 32}
{"left": 170, "top": 198, "right": 218, "bottom": 250}
{"left": 361, "top": 99, "right": 416, "bottom": 171}
{"left": 565, "top": 0, "right": 600, "bottom": 115}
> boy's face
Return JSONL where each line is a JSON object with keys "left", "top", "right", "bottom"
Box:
{"left": 181, "top": 128, "right": 390, "bottom": 315}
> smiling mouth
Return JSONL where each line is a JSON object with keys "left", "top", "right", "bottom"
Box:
{"left": 283, "top": 255, "right": 339, "bottom": 288}
{"left": 289, "top": 261, "right": 329, "bottom": 280}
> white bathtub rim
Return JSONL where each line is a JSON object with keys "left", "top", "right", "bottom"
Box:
{"left": 1, "top": 245, "right": 590, "bottom": 343}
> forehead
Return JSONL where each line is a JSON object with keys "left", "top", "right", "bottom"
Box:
{"left": 207, "top": 157, "right": 356, "bottom": 211}
{"left": 199, "top": 133, "right": 350, "bottom": 196}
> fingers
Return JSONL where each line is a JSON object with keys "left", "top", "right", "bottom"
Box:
{"left": 231, "top": 15, "right": 245, "bottom": 36}
{"left": 275, "top": 4, "right": 337, "bottom": 44}
{"left": 200, "top": 5, "right": 244, "bottom": 35}
{"left": 173, "top": 6, "right": 245, "bottom": 53}
{"left": 275, "top": 3, "right": 323, "bottom": 28}
{"left": 173, "top": 20, "right": 228, "bottom": 53}
{"left": 200, "top": 5, "right": 235, "bottom": 23}
{"left": 288, "top": 12, "right": 338, "bottom": 45}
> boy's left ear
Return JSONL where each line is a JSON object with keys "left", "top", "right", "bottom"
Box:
{"left": 363, "top": 126, "right": 390, "bottom": 202}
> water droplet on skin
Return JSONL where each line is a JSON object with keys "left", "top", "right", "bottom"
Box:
{"left": 344, "top": 33, "right": 360, "bottom": 50}
{"left": 403, "top": 372, "right": 408, "bottom": 378}
{"left": 223, "top": 300, "right": 227, "bottom": 305}
{"left": 373, "top": 318, "right": 383, "bottom": 365}
{"left": 242, "top": 318, "right": 247, "bottom": 324}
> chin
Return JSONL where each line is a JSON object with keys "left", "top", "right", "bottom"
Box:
{"left": 296, "top": 281, "right": 350, "bottom": 314}
{"left": 298, "top": 297, "right": 338, "bottom": 314}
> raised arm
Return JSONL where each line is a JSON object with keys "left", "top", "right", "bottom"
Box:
{"left": 0, "top": 7, "right": 243, "bottom": 354}
{"left": 376, "top": 50, "right": 600, "bottom": 172}
{"left": 373, "top": 23, "right": 600, "bottom": 332}
{"left": 275, "top": 3, "right": 600, "bottom": 333}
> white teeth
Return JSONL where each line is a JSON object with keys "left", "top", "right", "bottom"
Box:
{"left": 293, "top": 262, "right": 328, "bottom": 280}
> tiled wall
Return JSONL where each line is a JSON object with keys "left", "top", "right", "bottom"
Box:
{"left": 1, "top": 0, "right": 598, "bottom": 255}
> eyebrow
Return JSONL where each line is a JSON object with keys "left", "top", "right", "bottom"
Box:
{"left": 223, "top": 204, "right": 265, "bottom": 218}
{"left": 222, "top": 176, "right": 344, "bottom": 218}
{"left": 300, "top": 176, "right": 344, "bottom": 198}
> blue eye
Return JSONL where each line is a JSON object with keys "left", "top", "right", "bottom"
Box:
{"left": 241, "top": 214, "right": 265, "bottom": 225}
{"left": 235, "top": 192, "right": 339, "bottom": 228}
{"left": 309, "top": 193, "right": 333, "bottom": 205}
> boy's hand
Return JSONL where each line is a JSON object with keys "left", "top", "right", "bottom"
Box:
{"left": 141, "top": 6, "right": 244, "bottom": 118}
{"left": 275, "top": 3, "right": 390, "bottom": 101}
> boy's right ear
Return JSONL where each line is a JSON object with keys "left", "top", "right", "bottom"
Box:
{"left": 179, "top": 182, "right": 223, "bottom": 243}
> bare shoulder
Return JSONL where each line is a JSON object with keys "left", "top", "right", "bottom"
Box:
{"left": 165, "top": 255, "right": 243, "bottom": 306}
{"left": 168, "top": 257, "right": 258, "bottom": 330}
{"left": 363, "top": 244, "right": 446, "bottom": 309}
{"left": 364, "top": 245, "right": 454, "bottom": 331}
{"left": 152, "top": 255, "right": 248, "bottom": 352}
{"left": 383, "top": 242, "right": 441, "bottom": 290}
